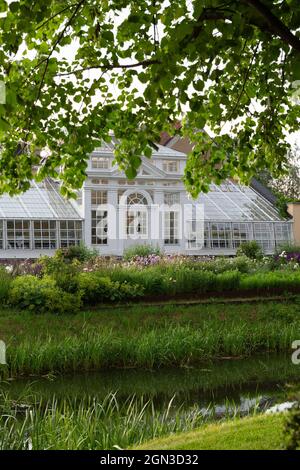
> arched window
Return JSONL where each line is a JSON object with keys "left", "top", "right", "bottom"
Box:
{"left": 127, "top": 192, "right": 148, "bottom": 205}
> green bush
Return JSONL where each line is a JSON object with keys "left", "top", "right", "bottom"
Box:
{"left": 77, "top": 272, "right": 143, "bottom": 303}
{"left": 8, "top": 275, "right": 81, "bottom": 314}
{"left": 0, "top": 266, "right": 12, "bottom": 303}
{"left": 39, "top": 254, "right": 80, "bottom": 293}
{"left": 236, "top": 241, "right": 263, "bottom": 260}
{"left": 58, "top": 244, "right": 98, "bottom": 263}
{"left": 123, "top": 244, "right": 161, "bottom": 261}
{"left": 284, "top": 403, "right": 300, "bottom": 450}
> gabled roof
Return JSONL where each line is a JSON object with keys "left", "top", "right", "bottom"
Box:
{"left": 91, "top": 142, "right": 186, "bottom": 159}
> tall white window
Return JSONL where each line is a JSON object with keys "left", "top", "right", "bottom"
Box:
{"left": 126, "top": 192, "right": 148, "bottom": 238}
{"left": 126, "top": 210, "right": 147, "bottom": 237}
{"left": 7, "top": 220, "right": 30, "bottom": 249}
{"left": 91, "top": 210, "right": 108, "bottom": 245}
{"left": 91, "top": 156, "right": 110, "bottom": 169}
{"left": 34, "top": 220, "right": 57, "bottom": 249}
{"left": 59, "top": 220, "right": 82, "bottom": 247}
{"left": 164, "top": 211, "right": 179, "bottom": 245}
{"left": 162, "top": 160, "right": 179, "bottom": 173}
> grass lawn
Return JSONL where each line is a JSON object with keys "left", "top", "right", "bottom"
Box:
{"left": 1, "top": 298, "right": 300, "bottom": 375}
{"left": 135, "top": 414, "right": 285, "bottom": 450}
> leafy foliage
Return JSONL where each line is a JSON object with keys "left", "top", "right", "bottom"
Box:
{"left": 77, "top": 272, "right": 143, "bottom": 303}
{"left": 236, "top": 240, "right": 263, "bottom": 259}
{"left": 0, "top": 1, "right": 299, "bottom": 195}
{"left": 8, "top": 275, "right": 82, "bottom": 314}
{"left": 57, "top": 244, "right": 98, "bottom": 263}
{"left": 284, "top": 404, "right": 300, "bottom": 450}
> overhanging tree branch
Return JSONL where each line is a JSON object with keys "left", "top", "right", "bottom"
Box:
{"left": 55, "top": 59, "right": 161, "bottom": 76}
{"left": 35, "top": 0, "right": 85, "bottom": 101}
{"left": 243, "top": 0, "right": 300, "bottom": 53}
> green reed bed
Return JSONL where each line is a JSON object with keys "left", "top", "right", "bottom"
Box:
{"left": 0, "top": 392, "right": 256, "bottom": 450}
{"left": 1, "top": 299, "right": 300, "bottom": 376}
{"left": 6, "top": 321, "right": 300, "bottom": 376}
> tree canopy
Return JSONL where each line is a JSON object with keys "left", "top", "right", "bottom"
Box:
{"left": 0, "top": 0, "right": 300, "bottom": 196}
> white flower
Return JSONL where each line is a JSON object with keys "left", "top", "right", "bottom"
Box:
{"left": 5, "top": 265, "right": 13, "bottom": 273}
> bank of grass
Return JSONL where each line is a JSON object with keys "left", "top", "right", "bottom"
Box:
{"left": 135, "top": 413, "right": 285, "bottom": 450}
{"left": 1, "top": 298, "right": 300, "bottom": 376}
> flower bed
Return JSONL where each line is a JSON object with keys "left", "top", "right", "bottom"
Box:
{"left": 1, "top": 244, "right": 300, "bottom": 314}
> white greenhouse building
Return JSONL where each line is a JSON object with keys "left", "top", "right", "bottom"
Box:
{"left": 0, "top": 141, "right": 294, "bottom": 258}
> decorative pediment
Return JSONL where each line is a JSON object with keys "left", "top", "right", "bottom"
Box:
{"left": 110, "top": 157, "right": 167, "bottom": 178}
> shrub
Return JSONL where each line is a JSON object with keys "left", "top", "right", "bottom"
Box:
{"left": 38, "top": 255, "right": 80, "bottom": 293}
{"left": 284, "top": 403, "right": 300, "bottom": 450}
{"left": 0, "top": 266, "right": 12, "bottom": 303}
{"left": 77, "top": 272, "right": 144, "bottom": 304}
{"left": 8, "top": 275, "right": 81, "bottom": 314}
{"left": 123, "top": 244, "right": 161, "bottom": 261}
{"left": 236, "top": 241, "right": 263, "bottom": 260}
{"left": 58, "top": 244, "right": 98, "bottom": 263}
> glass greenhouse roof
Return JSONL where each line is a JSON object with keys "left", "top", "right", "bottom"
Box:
{"left": 0, "top": 179, "right": 82, "bottom": 220}
{"left": 0, "top": 177, "right": 287, "bottom": 223}
{"left": 198, "top": 181, "right": 286, "bottom": 222}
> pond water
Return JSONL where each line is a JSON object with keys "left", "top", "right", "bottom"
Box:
{"left": 2, "top": 353, "right": 300, "bottom": 418}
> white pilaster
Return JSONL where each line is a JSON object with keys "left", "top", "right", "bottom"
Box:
{"left": 153, "top": 190, "right": 164, "bottom": 251}
{"left": 82, "top": 185, "right": 92, "bottom": 248}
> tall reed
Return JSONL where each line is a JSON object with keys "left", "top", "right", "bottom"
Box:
{"left": 6, "top": 321, "right": 300, "bottom": 375}
{"left": 0, "top": 392, "right": 259, "bottom": 450}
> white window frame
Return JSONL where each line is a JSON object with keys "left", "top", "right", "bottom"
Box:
{"left": 162, "top": 160, "right": 179, "bottom": 173}
{"left": 33, "top": 220, "right": 57, "bottom": 249}
{"left": 91, "top": 210, "right": 108, "bottom": 245}
{"left": 91, "top": 156, "right": 110, "bottom": 169}
{"left": 164, "top": 210, "right": 180, "bottom": 245}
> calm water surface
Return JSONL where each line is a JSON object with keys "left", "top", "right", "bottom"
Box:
{"left": 3, "top": 353, "right": 300, "bottom": 417}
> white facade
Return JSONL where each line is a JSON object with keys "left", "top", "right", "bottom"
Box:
{"left": 0, "top": 142, "right": 293, "bottom": 258}
{"left": 79, "top": 142, "right": 292, "bottom": 256}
